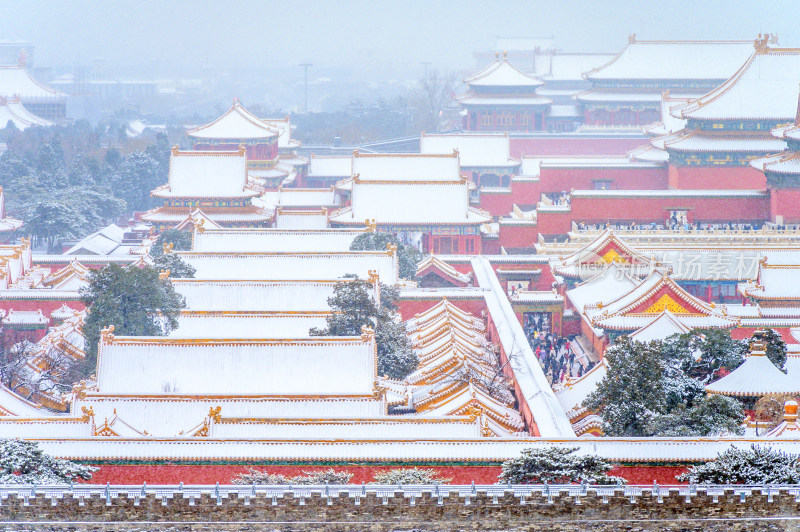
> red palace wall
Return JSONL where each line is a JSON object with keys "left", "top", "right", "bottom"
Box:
{"left": 481, "top": 238, "right": 501, "bottom": 254}
{"left": 397, "top": 297, "right": 487, "bottom": 322}
{"left": 667, "top": 165, "right": 766, "bottom": 190}
{"left": 533, "top": 210, "right": 573, "bottom": 236}
{"left": 568, "top": 195, "right": 770, "bottom": 226}
{"left": 770, "top": 188, "right": 800, "bottom": 224}
{"left": 538, "top": 166, "right": 667, "bottom": 193}
{"left": 731, "top": 327, "right": 792, "bottom": 342}
{"left": 85, "top": 463, "right": 688, "bottom": 486}
{"left": 498, "top": 223, "right": 538, "bottom": 249}
{"left": 509, "top": 137, "right": 648, "bottom": 158}
{"left": 479, "top": 190, "right": 515, "bottom": 217}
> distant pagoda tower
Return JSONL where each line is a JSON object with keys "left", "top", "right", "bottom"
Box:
{"left": 458, "top": 51, "right": 551, "bottom": 132}
{"left": 187, "top": 100, "right": 280, "bottom": 171}
{"left": 141, "top": 147, "right": 271, "bottom": 232}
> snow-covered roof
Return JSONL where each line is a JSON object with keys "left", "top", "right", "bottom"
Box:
{"left": 676, "top": 45, "right": 800, "bottom": 121}
{"left": 764, "top": 401, "right": 800, "bottom": 438}
{"left": 584, "top": 39, "right": 755, "bottom": 81}
{"left": 553, "top": 229, "right": 657, "bottom": 280}
{"left": 534, "top": 53, "right": 615, "bottom": 81}
{"left": 173, "top": 278, "right": 364, "bottom": 312}
{"left": 64, "top": 224, "right": 126, "bottom": 256}
{"left": 627, "top": 144, "right": 670, "bottom": 163}
{"left": 42, "top": 260, "right": 89, "bottom": 290}
{"left": 642, "top": 93, "right": 691, "bottom": 137}
{"left": 571, "top": 189, "right": 768, "bottom": 199}
{"left": 416, "top": 256, "right": 471, "bottom": 286}
{"left": 187, "top": 101, "right": 278, "bottom": 140}
{"left": 308, "top": 155, "right": 353, "bottom": 178}
{"left": 0, "top": 65, "right": 65, "bottom": 100}
{"left": 262, "top": 117, "right": 301, "bottom": 148}
{"left": 274, "top": 209, "right": 330, "bottom": 230}
{"left": 566, "top": 264, "right": 640, "bottom": 316}
{"left": 352, "top": 151, "right": 463, "bottom": 183}
{"left": 465, "top": 55, "right": 544, "bottom": 87}
{"left": 628, "top": 310, "right": 691, "bottom": 342}
{"left": 0, "top": 97, "right": 52, "bottom": 129}
{"left": 555, "top": 361, "right": 607, "bottom": 421}
{"left": 0, "top": 384, "right": 45, "bottom": 416}
{"left": 420, "top": 133, "right": 518, "bottom": 168}
{"left": 456, "top": 94, "right": 552, "bottom": 106}
{"left": 97, "top": 335, "right": 376, "bottom": 395}
{"left": 331, "top": 156, "right": 489, "bottom": 226}
{"left": 751, "top": 152, "right": 800, "bottom": 176}
{"left": 739, "top": 261, "right": 800, "bottom": 301}
{"left": 191, "top": 227, "right": 366, "bottom": 253}
{"left": 258, "top": 187, "right": 340, "bottom": 209}
{"left": 2, "top": 309, "right": 47, "bottom": 326}
{"left": 176, "top": 250, "right": 398, "bottom": 284}
{"left": 656, "top": 131, "right": 786, "bottom": 153}
{"left": 706, "top": 340, "right": 800, "bottom": 397}
{"left": 168, "top": 311, "right": 329, "bottom": 339}
{"left": 153, "top": 148, "right": 259, "bottom": 199}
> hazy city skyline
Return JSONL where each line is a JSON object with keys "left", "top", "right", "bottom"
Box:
{"left": 3, "top": 0, "right": 798, "bottom": 75}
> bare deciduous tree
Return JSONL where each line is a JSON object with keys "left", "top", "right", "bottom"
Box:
{"left": 410, "top": 69, "right": 457, "bottom": 133}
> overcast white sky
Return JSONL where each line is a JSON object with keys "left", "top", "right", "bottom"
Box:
{"left": 3, "top": 0, "right": 798, "bottom": 72}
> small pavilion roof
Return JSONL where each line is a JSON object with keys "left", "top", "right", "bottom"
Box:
{"left": 42, "top": 259, "right": 89, "bottom": 290}
{"left": 464, "top": 53, "right": 544, "bottom": 88}
{"left": 628, "top": 309, "right": 692, "bottom": 343}
{"left": 187, "top": 100, "right": 279, "bottom": 140}
{"left": 706, "top": 337, "right": 799, "bottom": 397}
{"left": 676, "top": 43, "right": 800, "bottom": 122}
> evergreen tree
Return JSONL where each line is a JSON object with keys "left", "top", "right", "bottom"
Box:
{"left": 661, "top": 330, "right": 747, "bottom": 384}
{"left": 310, "top": 277, "right": 417, "bottom": 380}
{"left": 80, "top": 264, "right": 185, "bottom": 368}
{"left": 758, "top": 328, "right": 787, "bottom": 371}
{"left": 498, "top": 447, "right": 625, "bottom": 485}
{"left": 678, "top": 445, "right": 800, "bottom": 484}
{"left": 584, "top": 338, "right": 666, "bottom": 437}
{"left": 585, "top": 337, "right": 745, "bottom": 437}
{"left": 0, "top": 439, "right": 96, "bottom": 484}
{"left": 350, "top": 232, "right": 423, "bottom": 280}
{"left": 150, "top": 229, "right": 193, "bottom": 257}
{"left": 153, "top": 254, "right": 196, "bottom": 279}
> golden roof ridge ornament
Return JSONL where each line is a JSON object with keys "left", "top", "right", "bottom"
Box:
{"left": 367, "top": 270, "right": 380, "bottom": 284}
{"left": 386, "top": 243, "right": 397, "bottom": 256}
{"left": 754, "top": 34, "right": 770, "bottom": 53}
{"left": 159, "top": 270, "right": 170, "bottom": 280}
{"left": 365, "top": 219, "right": 377, "bottom": 232}
{"left": 628, "top": 33, "right": 637, "bottom": 44}
{"left": 100, "top": 325, "right": 115, "bottom": 345}
{"left": 208, "top": 406, "right": 222, "bottom": 423}
{"left": 163, "top": 242, "right": 174, "bottom": 255}
{"left": 361, "top": 325, "right": 375, "bottom": 342}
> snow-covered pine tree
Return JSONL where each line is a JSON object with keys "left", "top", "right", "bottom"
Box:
{"left": 498, "top": 447, "right": 625, "bottom": 485}
{"left": 678, "top": 444, "right": 800, "bottom": 484}
{"left": 0, "top": 439, "right": 96, "bottom": 484}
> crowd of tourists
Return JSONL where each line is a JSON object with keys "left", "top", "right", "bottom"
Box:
{"left": 524, "top": 316, "right": 593, "bottom": 385}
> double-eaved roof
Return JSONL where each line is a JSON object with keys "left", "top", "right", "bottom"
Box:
{"left": 464, "top": 54, "right": 544, "bottom": 88}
